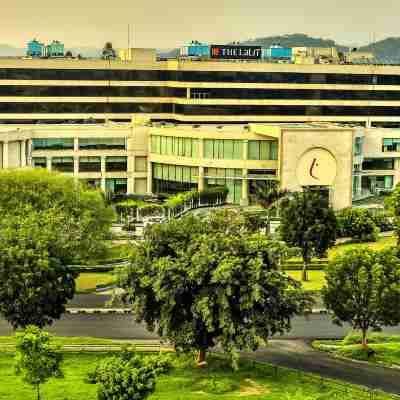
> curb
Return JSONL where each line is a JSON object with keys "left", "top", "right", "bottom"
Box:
{"left": 65, "top": 308, "right": 330, "bottom": 315}
{"left": 66, "top": 308, "right": 132, "bottom": 314}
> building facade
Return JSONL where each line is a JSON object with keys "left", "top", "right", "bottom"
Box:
{"left": 0, "top": 119, "right": 398, "bottom": 210}
{"left": 1, "top": 53, "right": 400, "bottom": 126}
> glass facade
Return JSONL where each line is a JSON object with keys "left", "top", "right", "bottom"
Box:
{"left": 203, "top": 139, "right": 243, "bottom": 159}
{"left": 362, "top": 158, "right": 395, "bottom": 170}
{"left": 204, "top": 168, "right": 242, "bottom": 204}
{"left": 32, "top": 157, "right": 47, "bottom": 168}
{"left": 79, "top": 138, "right": 126, "bottom": 150}
{"left": 152, "top": 163, "right": 198, "bottom": 194}
{"left": 51, "top": 156, "right": 74, "bottom": 172}
{"left": 105, "top": 156, "right": 127, "bottom": 172}
{"left": 32, "top": 138, "right": 74, "bottom": 150}
{"left": 0, "top": 68, "right": 400, "bottom": 85}
{"left": 382, "top": 138, "right": 400, "bottom": 152}
{"left": 79, "top": 156, "right": 101, "bottom": 172}
{"left": 354, "top": 137, "right": 363, "bottom": 156}
{"left": 105, "top": 178, "right": 127, "bottom": 194}
{"left": 81, "top": 178, "right": 101, "bottom": 189}
{"left": 150, "top": 135, "right": 199, "bottom": 158}
{"left": 248, "top": 140, "right": 278, "bottom": 160}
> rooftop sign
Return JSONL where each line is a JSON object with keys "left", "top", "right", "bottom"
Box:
{"left": 210, "top": 45, "right": 262, "bottom": 60}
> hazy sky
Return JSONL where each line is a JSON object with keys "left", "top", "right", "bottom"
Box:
{"left": 1, "top": 0, "right": 399, "bottom": 49}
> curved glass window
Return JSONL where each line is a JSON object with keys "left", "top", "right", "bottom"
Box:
{"left": 150, "top": 135, "right": 199, "bottom": 158}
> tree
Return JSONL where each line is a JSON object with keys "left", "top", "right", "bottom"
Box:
{"left": 0, "top": 209, "right": 78, "bottom": 328}
{"left": 0, "top": 169, "right": 114, "bottom": 263}
{"left": 15, "top": 326, "right": 63, "bottom": 400}
{"left": 322, "top": 247, "right": 400, "bottom": 348}
{"left": 102, "top": 42, "right": 116, "bottom": 60}
{"left": 89, "top": 354, "right": 171, "bottom": 400}
{"left": 279, "top": 189, "right": 337, "bottom": 281}
{"left": 336, "top": 208, "right": 378, "bottom": 242}
{"left": 65, "top": 50, "right": 73, "bottom": 57}
{"left": 385, "top": 183, "right": 400, "bottom": 248}
{"left": 118, "top": 210, "right": 311, "bottom": 367}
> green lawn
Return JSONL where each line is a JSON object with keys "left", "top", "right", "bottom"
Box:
{"left": 314, "top": 333, "right": 400, "bottom": 368}
{"left": 75, "top": 272, "right": 115, "bottom": 293}
{"left": 328, "top": 235, "right": 397, "bottom": 260}
{"left": 0, "top": 352, "right": 394, "bottom": 400}
{"left": 286, "top": 271, "right": 326, "bottom": 291}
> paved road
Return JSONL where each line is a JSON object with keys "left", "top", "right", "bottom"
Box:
{"left": 1, "top": 313, "right": 400, "bottom": 339}
{"left": 242, "top": 340, "right": 400, "bottom": 395}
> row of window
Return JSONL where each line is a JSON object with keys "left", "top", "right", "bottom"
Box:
{"left": 0, "top": 103, "right": 172, "bottom": 113}
{"left": 362, "top": 158, "right": 395, "bottom": 170}
{"left": 382, "top": 138, "right": 400, "bottom": 152}
{"left": 32, "top": 137, "right": 127, "bottom": 151}
{"left": 5, "top": 85, "right": 400, "bottom": 101}
{"left": 152, "top": 163, "right": 198, "bottom": 183}
{"left": 151, "top": 136, "right": 278, "bottom": 161}
{"left": 190, "top": 88, "right": 400, "bottom": 101}
{"left": 150, "top": 135, "right": 199, "bottom": 158}
{"left": 2, "top": 103, "right": 400, "bottom": 116}
{"left": 32, "top": 156, "right": 129, "bottom": 172}
{"left": 3, "top": 68, "right": 400, "bottom": 85}
{"left": 0, "top": 86, "right": 186, "bottom": 97}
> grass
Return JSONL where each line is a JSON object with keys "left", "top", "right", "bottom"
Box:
{"left": 285, "top": 271, "right": 326, "bottom": 291}
{"left": 75, "top": 272, "right": 115, "bottom": 293}
{"left": 0, "top": 352, "right": 395, "bottom": 400}
{"left": 314, "top": 333, "right": 400, "bottom": 368}
{"left": 0, "top": 336, "right": 131, "bottom": 346}
{"left": 328, "top": 235, "right": 396, "bottom": 260}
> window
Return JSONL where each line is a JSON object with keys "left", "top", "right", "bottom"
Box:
{"left": 248, "top": 140, "right": 278, "bottom": 160}
{"left": 204, "top": 167, "right": 242, "bottom": 204}
{"left": 152, "top": 163, "right": 198, "bottom": 194}
{"left": 79, "top": 138, "right": 126, "bottom": 150}
{"left": 32, "top": 157, "right": 47, "bottom": 168}
{"left": 362, "top": 158, "right": 394, "bottom": 170}
{"left": 135, "top": 157, "right": 147, "bottom": 172}
{"left": 51, "top": 156, "right": 74, "bottom": 172}
{"left": 106, "top": 178, "right": 127, "bottom": 194}
{"left": 150, "top": 135, "right": 199, "bottom": 158}
{"left": 382, "top": 138, "right": 400, "bottom": 152}
{"left": 32, "top": 138, "right": 74, "bottom": 150}
{"left": 354, "top": 137, "right": 363, "bottom": 156}
{"left": 79, "top": 156, "right": 101, "bottom": 172}
{"left": 105, "top": 156, "right": 127, "bottom": 172}
{"left": 203, "top": 139, "right": 243, "bottom": 159}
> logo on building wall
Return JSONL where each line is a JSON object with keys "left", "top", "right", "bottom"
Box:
{"left": 296, "top": 148, "right": 337, "bottom": 186}
{"left": 210, "top": 45, "right": 262, "bottom": 59}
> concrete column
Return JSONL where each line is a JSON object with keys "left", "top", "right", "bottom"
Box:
{"left": 147, "top": 160, "right": 152, "bottom": 194}
{"left": 198, "top": 166, "right": 205, "bottom": 191}
{"left": 26, "top": 140, "right": 32, "bottom": 166}
{"left": 128, "top": 177, "right": 134, "bottom": 194}
{"left": 241, "top": 168, "right": 249, "bottom": 206}
{"left": 394, "top": 159, "right": 400, "bottom": 187}
{"left": 20, "top": 140, "right": 27, "bottom": 167}
{"left": 73, "top": 156, "right": 79, "bottom": 177}
{"left": 242, "top": 140, "right": 249, "bottom": 161}
{"left": 2, "top": 141, "right": 8, "bottom": 169}
{"left": 73, "top": 137, "right": 79, "bottom": 152}
{"left": 46, "top": 157, "right": 52, "bottom": 171}
{"left": 186, "top": 88, "right": 190, "bottom": 99}
{"left": 365, "top": 119, "right": 372, "bottom": 128}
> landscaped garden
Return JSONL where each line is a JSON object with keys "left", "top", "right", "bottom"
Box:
{"left": 0, "top": 352, "right": 395, "bottom": 400}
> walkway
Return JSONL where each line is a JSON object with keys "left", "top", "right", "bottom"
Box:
{"left": 241, "top": 340, "right": 400, "bottom": 396}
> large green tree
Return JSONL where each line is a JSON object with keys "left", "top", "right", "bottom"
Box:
{"left": 15, "top": 326, "right": 63, "bottom": 400}
{"left": 119, "top": 210, "right": 311, "bottom": 367}
{"left": 0, "top": 169, "right": 114, "bottom": 328}
{"left": 322, "top": 247, "right": 400, "bottom": 348}
{"left": 279, "top": 189, "right": 337, "bottom": 281}
{"left": 0, "top": 168, "right": 114, "bottom": 263}
{"left": 0, "top": 210, "right": 78, "bottom": 328}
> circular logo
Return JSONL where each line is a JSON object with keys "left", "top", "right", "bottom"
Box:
{"left": 296, "top": 148, "right": 337, "bottom": 186}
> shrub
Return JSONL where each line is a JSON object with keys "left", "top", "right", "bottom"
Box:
{"left": 195, "top": 376, "right": 239, "bottom": 394}
{"left": 342, "top": 332, "right": 400, "bottom": 345}
{"left": 370, "top": 210, "right": 394, "bottom": 232}
{"left": 336, "top": 208, "right": 379, "bottom": 242}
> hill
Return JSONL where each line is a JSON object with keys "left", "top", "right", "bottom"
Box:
{"left": 359, "top": 37, "right": 400, "bottom": 63}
